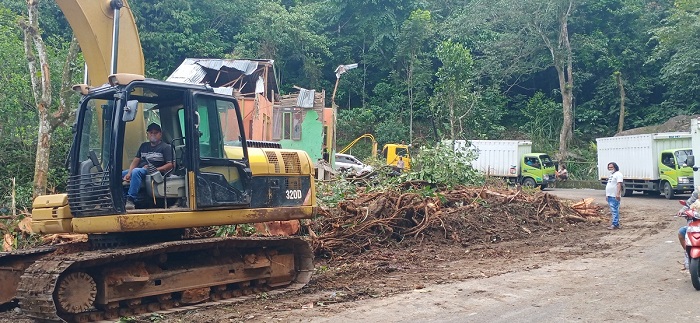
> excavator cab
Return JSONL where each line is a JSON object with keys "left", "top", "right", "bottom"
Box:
{"left": 382, "top": 143, "right": 411, "bottom": 170}
{"left": 67, "top": 74, "right": 252, "bottom": 215}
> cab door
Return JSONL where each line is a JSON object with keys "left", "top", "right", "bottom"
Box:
{"left": 186, "top": 92, "right": 252, "bottom": 209}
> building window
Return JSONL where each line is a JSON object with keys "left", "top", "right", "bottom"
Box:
{"left": 273, "top": 107, "right": 302, "bottom": 141}
{"left": 283, "top": 112, "right": 292, "bottom": 140}
{"left": 292, "top": 111, "right": 302, "bottom": 140}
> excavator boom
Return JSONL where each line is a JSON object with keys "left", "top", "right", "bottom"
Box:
{"left": 56, "top": 0, "right": 144, "bottom": 83}
{"left": 56, "top": 0, "right": 146, "bottom": 160}
{"left": 338, "top": 133, "right": 378, "bottom": 158}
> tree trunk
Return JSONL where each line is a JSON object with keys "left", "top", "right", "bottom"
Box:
{"left": 555, "top": 1, "right": 575, "bottom": 163}
{"left": 24, "top": 0, "right": 76, "bottom": 198}
{"left": 558, "top": 68, "right": 574, "bottom": 162}
{"left": 449, "top": 92, "right": 456, "bottom": 140}
{"left": 615, "top": 71, "right": 626, "bottom": 133}
{"left": 408, "top": 55, "right": 414, "bottom": 144}
{"left": 22, "top": 0, "right": 54, "bottom": 198}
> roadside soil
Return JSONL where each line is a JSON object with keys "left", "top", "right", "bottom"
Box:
{"left": 0, "top": 188, "right": 692, "bottom": 322}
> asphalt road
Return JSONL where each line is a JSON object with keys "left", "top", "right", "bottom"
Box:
{"left": 298, "top": 188, "right": 700, "bottom": 322}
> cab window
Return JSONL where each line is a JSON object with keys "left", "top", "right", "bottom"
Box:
{"left": 524, "top": 157, "right": 540, "bottom": 168}
{"left": 661, "top": 152, "right": 675, "bottom": 168}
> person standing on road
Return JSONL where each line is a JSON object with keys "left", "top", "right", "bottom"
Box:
{"left": 606, "top": 162, "right": 623, "bottom": 229}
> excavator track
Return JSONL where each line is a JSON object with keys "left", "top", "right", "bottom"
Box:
{"left": 14, "top": 236, "right": 313, "bottom": 322}
{"left": 0, "top": 247, "right": 56, "bottom": 306}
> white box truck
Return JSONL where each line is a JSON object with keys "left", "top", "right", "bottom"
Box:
{"left": 690, "top": 118, "right": 700, "bottom": 188}
{"left": 454, "top": 140, "right": 557, "bottom": 189}
{"left": 596, "top": 132, "right": 693, "bottom": 199}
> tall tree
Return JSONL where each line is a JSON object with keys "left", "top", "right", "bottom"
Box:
{"left": 571, "top": 0, "right": 668, "bottom": 139}
{"left": 20, "top": 0, "right": 78, "bottom": 197}
{"left": 432, "top": 40, "right": 475, "bottom": 140}
{"left": 445, "top": 0, "right": 576, "bottom": 160}
{"left": 547, "top": 0, "right": 575, "bottom": 161}
{"left": 650, "top": 0, "right": 700, "bottom": 112}
{"left": 614, "top": 71, "right": 626, "bottom": 133}
{"left": 233, "top": 1, "right": 331, "bottom": 91}
{"left": 395, "top": 9, "right": 434, "bottom": 143}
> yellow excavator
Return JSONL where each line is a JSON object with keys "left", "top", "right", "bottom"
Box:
{"left": 0, "top": 1, "right": 314, "bottom": 321}
{"left": 338, "top": 134, "right": 411, "bottom": 170}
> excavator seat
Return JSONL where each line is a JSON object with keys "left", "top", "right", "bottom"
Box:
{"left": 144, "top": 142, "right": 187, "bottom": 199}
{"left": 144, "top": 173, "right": 186, "bottom": 198}
{"left": 122, "top": 141, "right": 187, "bottom": 201}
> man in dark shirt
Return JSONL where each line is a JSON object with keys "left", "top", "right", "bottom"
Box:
{"left": 121, "top": 123, "right": 174, "bottom": 210}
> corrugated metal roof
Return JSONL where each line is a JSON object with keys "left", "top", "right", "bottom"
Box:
{"left": 166, "top": 58, "right": 262, "bottom": 84}
{"left": 297, "top": 88, "right": 315, "bottom": 108}
{"left": 166, "top": 58, "right": 279, "bottom": 101}
{"left": 195, "top": 59, "right": 260, "bottom": 75}
{"left": 166, "top": 62, "right": 207, "bottom": 84}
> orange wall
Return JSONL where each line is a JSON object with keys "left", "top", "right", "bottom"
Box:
{"left": 238, "top": 95, "right": 273, "bottom": 141}
{"left": 322, "top": 107, "right": 334, "bottom": 151}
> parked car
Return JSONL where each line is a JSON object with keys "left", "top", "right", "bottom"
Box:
{"left": 335, "top": 153, "right": 373, "bottom": 175}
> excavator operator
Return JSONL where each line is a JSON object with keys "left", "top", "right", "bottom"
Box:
{"left": 121, "top": 123, "right": 174, "bottom": 209}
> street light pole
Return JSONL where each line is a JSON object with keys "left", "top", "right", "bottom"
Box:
{"left": 330, "top": 63, "right": 358, "bottom": 157}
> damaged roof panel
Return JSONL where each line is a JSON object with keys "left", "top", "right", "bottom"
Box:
{"left": 167, "top": 62, "right": 208, "bottom": 84}
{"left": 167, "top": 58, "right": 278, "bottom": 100}
{"left": 194, "top": 59, "right": 260, "bottom": 75}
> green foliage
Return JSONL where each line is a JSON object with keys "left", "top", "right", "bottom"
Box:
{"left": 431, "top": 40, "right": 475, "bottom": 139}
{"left": 650, "top": 0, "right": 700, "bottom": 112}
{"left": 215, "top": 224, "right": 257, "bottom": 237}
{"left": 234, "top": 1, "right": 331, "bottom": 90}
{"left": 519, "top": 92, "right": 563, "bottom": 151}
{"left": 316, "top": 177, "right": 358, "bottom": 207}
{"left": 6, "top": 0, "right": 700, "bottom": 217}
{"left": 1, "top": 215, "right": 43, "bottom": 250}
{"left": 406, "top": 142, "right": 484, "bottom": 188}
{"left": 148, "top": 313, "right": 165, "bottom": 322}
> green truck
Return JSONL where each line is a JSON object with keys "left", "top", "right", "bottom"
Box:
{"left": 597, "top": 133, "right": 694, "bottom": 199}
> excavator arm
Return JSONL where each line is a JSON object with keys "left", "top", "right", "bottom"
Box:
{"left": 55, "top": 0, "right": 146, "bottom": 163}
{"left": 338, "top": 133, "right": 378, "bottom": 158}
{"left": 56, "top": 0, "right": 144, "bottom": 84}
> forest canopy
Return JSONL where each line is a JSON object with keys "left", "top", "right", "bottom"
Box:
{"left": 0, "top": 0, "right": 698, "bottom": 209}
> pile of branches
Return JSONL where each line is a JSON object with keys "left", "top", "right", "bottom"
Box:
{"left": 309, "top": 185, "right": 602, "bottom": 258}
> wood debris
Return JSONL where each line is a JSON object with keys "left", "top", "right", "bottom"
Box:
{"left": 3, "top": 233, "right": 13, "bottom": 252}
{"left": 570, "top": 198, "right": 600, "bottom": 217}
{"left": 310, "top": 185, "right": 604, "bottom": 258}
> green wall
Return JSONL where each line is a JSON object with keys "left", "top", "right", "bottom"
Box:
{"left": 279, "top": 110, "right": 324, "bottom": 161}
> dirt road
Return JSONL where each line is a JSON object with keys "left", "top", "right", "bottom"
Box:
{"left": 141, "top": 188, "right": 697, "bottom": 323}
{"left": 293, "top": 189, "right": 698, "bottom": 322}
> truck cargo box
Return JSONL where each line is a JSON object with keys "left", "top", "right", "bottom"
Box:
{"left": 596, "top": 133, "right": 691, "bottom": 181}
{"left": 456, "top": 140, "right": 532, "bottom": 178}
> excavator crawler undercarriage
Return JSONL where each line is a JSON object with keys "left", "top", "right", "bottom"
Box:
{"left": 2, "top": 236, "right": 312, "bottom": 322}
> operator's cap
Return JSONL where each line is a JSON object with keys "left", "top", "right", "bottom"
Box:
{"left": 146, "top": 123, "right": 161, "bottom": 132}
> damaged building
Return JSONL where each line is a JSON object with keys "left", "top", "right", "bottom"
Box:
{"left": 167, "top": 58, "right": 334, "bottom": 162}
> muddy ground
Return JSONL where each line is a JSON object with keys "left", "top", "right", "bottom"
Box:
{"left": 1, "top": 188, "right": 693, "bottom": 322}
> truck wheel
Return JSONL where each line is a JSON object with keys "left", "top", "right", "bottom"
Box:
{"left": 522, "top": 178, "right": 536, "bottom": 188}
{"left": 621, "top": 185, "right": 633, "bottom": 197}
{"left": 691, "top": 257, "right": 700, "bottom": 290}
{"left": 662, "top": 181, "right": 675, "bottom": 200}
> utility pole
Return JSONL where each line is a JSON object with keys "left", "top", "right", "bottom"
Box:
{"left": 331, "top": 64, "right": 358, "bottom": 155}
